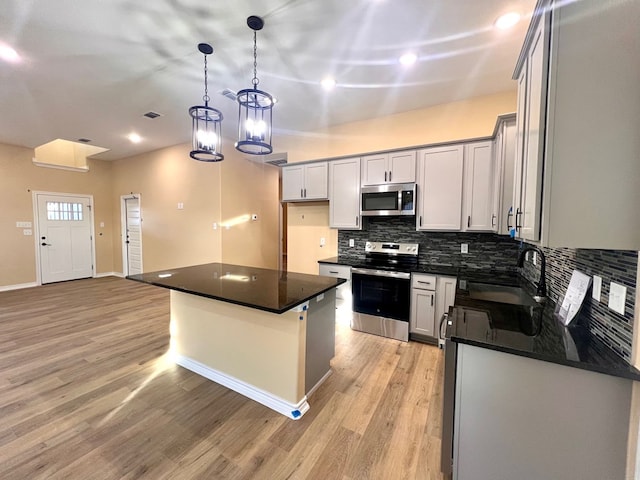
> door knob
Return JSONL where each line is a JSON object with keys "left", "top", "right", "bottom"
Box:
{"left": 41, "top": 242, "right": 51, "bottom": 246}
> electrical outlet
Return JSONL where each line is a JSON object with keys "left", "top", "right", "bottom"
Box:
{"left": 592, "top": 275, "right": 602, "bottom": 302}
{"left": 608, "top": 282, "right": 627, "bottom": 315}
{"left": 177, "top": 202, "right": 184, "bottom": 210}
{"left": 349, "top": 239, "right": 355, "bottom": 247}
{"left": 212, "top": 222, "right": 218, "bottom": 230}
{"left": 460, "top": 243, "right": 468, "bottom": 254}
{"left": 320, "top": 237, "right": 326, "bottom": 247}
{"left": 23, "top": 229, "right": 32, "bottom": 236}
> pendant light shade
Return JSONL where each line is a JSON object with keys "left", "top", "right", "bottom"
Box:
{"left": 235, "top": 16, "right": 274, "bottom": 155}
{"left": 189, "top": 43, "right": 224, "bottom": 162}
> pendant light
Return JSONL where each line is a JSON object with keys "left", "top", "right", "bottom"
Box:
{"left": 235, "top": 16, "right": 274, "bottom": 155}
{"left": 189, "top": 43, "right": 224, "bottom": 162}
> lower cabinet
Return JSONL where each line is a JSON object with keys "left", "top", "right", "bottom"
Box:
{"left": 410, "top": 274, "right": 456, "bottom": 341}
{"left": 318, "top": 263, "right": 351, "bottom": 301}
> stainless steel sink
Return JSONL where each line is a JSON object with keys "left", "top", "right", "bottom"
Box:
{"left": 468, "top": 282, "right": 539, "bottom": 307}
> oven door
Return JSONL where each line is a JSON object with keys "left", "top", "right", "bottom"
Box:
{"left": 351, "top": 268, "right": 411, "bottom": 320}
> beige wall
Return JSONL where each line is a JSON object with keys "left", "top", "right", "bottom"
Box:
{"left": 281, "top": 91, "right": 517, "bottom": 274}
{"left": 111, "top": 143, "right": 280, "bottom": 273}
{"left": 277, "top": 91, "right": 517, "bottom": 163}
{"left": 0, "top": 142, "right": 115, "bottom": 287}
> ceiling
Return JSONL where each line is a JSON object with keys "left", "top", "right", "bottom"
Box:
{"left": 0, "top": 0, "right": 536, "bottom": 160}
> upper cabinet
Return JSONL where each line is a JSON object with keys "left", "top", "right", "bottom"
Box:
{"left": 282, "top": 162, "right": 328, "bottom": 202}
{"left": 329, "top": 157, "right": 361, "bottom": 229}
{"left": 361, "top": 151, "right": 416, "bottom": 186}
{"left": 512, "top": 12, "right": 548, "bottom": 242}
{"left": 493, "top": 115, "right": 517, "bottom": 236}
{"left": 416, "top": 145, "right": 464, "bottom": 231}
{"left": 514, "top": 0, "right": 640, "bottom": 249}
{"left": 462, "top": 141, "right": 495, "bottom": 232}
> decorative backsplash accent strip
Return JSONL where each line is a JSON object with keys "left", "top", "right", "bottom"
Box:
{"left": 520, "top": 245, "right": 637, "bottom": 361}
{"left": 337, "top": 217, "right": 520, "bottom": 271}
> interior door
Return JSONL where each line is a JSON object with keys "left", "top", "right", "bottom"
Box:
{"left": 124, "top": 196, "right": 142, "bottom": 275}
{"left": 36, "top": 193, "right": 93, "bottom": 284}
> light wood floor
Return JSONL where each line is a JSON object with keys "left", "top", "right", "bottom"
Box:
{"left": 0, "top": 277, "right": 445, "bottom": 479}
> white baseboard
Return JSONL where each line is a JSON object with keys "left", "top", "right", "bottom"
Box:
{"left": 175, "top": 354, "right": 310, "bottom": 420}
{"left": 0, "top": 282, "right": 38, "bottom": 292}
{"left": 95, "top": 272, "right": 125, "bottom": 278}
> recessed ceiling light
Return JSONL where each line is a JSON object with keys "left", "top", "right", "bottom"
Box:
{"left": 0, "top": 44, "right": 20, "bottom": 63}
{"left": 321, "top": 77, "right": 336, "bottom": 91}
{"left": 494, "top": 12, "right": 521, "bottom": 30}
{"left": 399, "top": 53, "right": 417, "bottom": 66}
{"left": 127, "top": 133, "right": 142, "bottom": 144}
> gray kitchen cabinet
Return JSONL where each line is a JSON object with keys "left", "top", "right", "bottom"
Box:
{"left": 493, "top": 114, "right": 517, "bottom": 236}
{"left": 514, "top": 0, "right": 640, "bottom": 248}
{"left": 512, "top": 10, "right": 547, "bottom": 242}
{"left": 410, "top": 274, "right": 436, "bottom": 337}
{"left": 361, "top": 150, "right": 416, "bottom": 186}
{"left": 462, "top": 141, "right": 495, "bottom": 232}
{"left": 329, "top": 157, "right": 361, "bottom": 229}
{"left": 416, "top": 145, "right": 464, "bottom": 231}
{"left": 411, "top": 274, "right": 456, "bottom": 340}
{"left": 435, "top": 276, "right": 456, "bottom": 330}
{"left": 318, "top": 263, "right": 351, "bottom": 304}
{"left": 282, "top": 162, "right": 328, "bottom": 201}
{"left": 454, "top": 343, "right": 631, "bottom": 479}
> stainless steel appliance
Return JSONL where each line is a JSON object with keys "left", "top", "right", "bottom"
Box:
{"left": 360, "top": 183, "right": 416, "bottom": 216}
{"left": 351, "top": 241, "right": 418, "bottom": 342}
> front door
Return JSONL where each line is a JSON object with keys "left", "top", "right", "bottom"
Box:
{"left": 123, "top": 196, "right": 143, "bottom": 275}
{"left": 36, "top": 193, "right": 93, "bottom": 284}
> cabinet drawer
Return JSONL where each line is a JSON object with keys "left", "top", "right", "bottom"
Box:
{"left": 319, "top": 264, "right": 351, "bottom": 280}
{"left": 411, "top": 274, "right": 436, "bottom": 290}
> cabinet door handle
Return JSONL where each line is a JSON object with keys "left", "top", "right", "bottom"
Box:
{"left": 329, "top": 271, "right": 339, "bottom": 274}
{"left": 389, "top": 171, "right": 392, "bottom": 182}
{"left": 515, "top": 208, "right": 523, "bottom": 229}
{"left": 356, "top": 216, "right": 359, "bottom": 226}
{"left": 304, "top": 188, "right": 307, "bottom": 198}
{"left": 491, "top": 214, "right": 496, "bottom": 227}
{"left": 384, "top": 171, "right": 387, "bottom": 182}
{"left": 300, "top": 188, "right": 303, "bottom": 198}
{"left": 507, "top": 209, "right": 513, "bottom": 230}
{"left": 417, "top": 281, "right": 432, "bottom": 285}
{"left": 467, "top": 215, "right": 471, "bottom": 228}
{"left": 431, "top": 295, "right": 434, "bottom": 307}
{"left": 419, "top": 216, "right": 422, "bottom": 227}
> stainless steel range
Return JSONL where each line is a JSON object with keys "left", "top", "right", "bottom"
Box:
{"left": 351, "top": 241, "right": 418, "bottom": 342}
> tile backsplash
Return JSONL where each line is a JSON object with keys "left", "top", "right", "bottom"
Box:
{"left": 520, "top": 245, "right": 637, "bottom": 361}
{"left": 337, "top": 216, "right": 520, "bottom": 270}
{"left": 337, "top": 217, "right": 637, "bottom": 362}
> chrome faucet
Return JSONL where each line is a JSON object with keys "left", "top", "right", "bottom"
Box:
{"left": 517, "top": 246, "right": 547, "bottom": 303}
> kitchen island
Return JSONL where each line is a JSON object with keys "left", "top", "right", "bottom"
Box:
{"left": 128, "top": 263, "right": 345, "bottom": 419}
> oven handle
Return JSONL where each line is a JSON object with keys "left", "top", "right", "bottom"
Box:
{"left": 351, "top": 268, "right": 411, "bottom": 280}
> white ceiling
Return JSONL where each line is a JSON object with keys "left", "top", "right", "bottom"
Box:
{"left": 0, "top": 0, "right": 536, "bottom": 160}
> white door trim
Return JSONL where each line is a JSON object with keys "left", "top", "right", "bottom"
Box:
{"left": 32, "top": 190, "right": 96, "bottom": 285}
{"left": 120, "top": 194, "right": 143, "bottom": 276}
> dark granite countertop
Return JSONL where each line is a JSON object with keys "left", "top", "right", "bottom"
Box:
{"left": 452, "top": 277, "right": 640, "bottom": 382}
{"left": 319, "top": 257, "right": 640, "bottom": 381}
{"left": 128, "top": 263, "right": 345, "bottom": 314}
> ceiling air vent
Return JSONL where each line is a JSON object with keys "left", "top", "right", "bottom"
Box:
{"left": 143, "top": 111, "right": 162, "bottom": 119}
{"left": 77, "top": 138, "right": 92, "bottom": 143}
{"left": 220, "top": 89, "right": 237, "bottom": 101}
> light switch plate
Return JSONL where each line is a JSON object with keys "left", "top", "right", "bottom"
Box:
{"left": 608, "top": 282, "right": 627, "bottom": 315}
{"left": 16, "top": 221, "right": 32, "bottom": 228}
{"left": 592, "top": 275, "right": 602, "bottom": 302}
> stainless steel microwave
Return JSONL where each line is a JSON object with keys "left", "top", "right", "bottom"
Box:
{"left": 360, "top": 183, "right": 416, "bottom": 216}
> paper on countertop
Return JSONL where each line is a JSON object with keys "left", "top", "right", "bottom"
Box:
{"left": 557, "top": 270, "right": 591, "bottom": 326}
